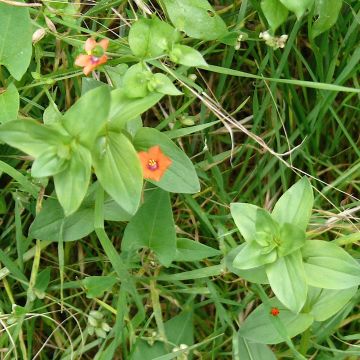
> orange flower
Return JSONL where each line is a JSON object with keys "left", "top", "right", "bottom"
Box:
{"left": 138, "top": 145, "right": 172, "bottom": 182}
{"left": 75, "top": 38, "right": 109, "bottom": 76}
{"left": 270, "top": 307, "right": 280, "bottom": 316}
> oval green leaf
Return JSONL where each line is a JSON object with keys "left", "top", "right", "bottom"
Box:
{"left": 302, "top": 240, "right": 360, "bottom": 289}
{"left": 238, "top": 298, "right": 314, "bottom": 344}
{"left": 122, "top": 188, "right": 177, "bottom": 267}
{"left": 272, "top": 177, "right": 313, "bottom": 231}
{"left": 92, "top": 131, "right": 143, "bottom": 215}
{"left": 0, "top": 2, "right": 32, "bottom": 80}
{"left": 266, "top": 250, "right": 308, "bottom": 313}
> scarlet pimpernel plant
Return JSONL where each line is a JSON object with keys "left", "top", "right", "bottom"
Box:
{"left": 0, "top": 0, "right": 359, "bottom": 359}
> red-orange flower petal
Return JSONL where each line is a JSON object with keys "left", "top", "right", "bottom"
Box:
{"left": 84, "top": 38, "right": 97, "bottom": 53}
{"left": 138, "top": 145, "right": 172, "bottom": 182}
{"left": 98, "top": 38, "right": 109, "bottom": 51}
{"left": 75, "top": 54, "right": 92, "bottom": 67}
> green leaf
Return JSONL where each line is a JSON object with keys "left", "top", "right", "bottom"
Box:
{"left": 109, "top": 88, "right": 163, "bottom": 129}
{"left": 162, "top": 0, "right": 228, "bottom": 40}
{"left": 266, "top": 250, "right": 307, "bottom": 313}
{"left": 29, "top": 198, "right": 94, "bottom": 242}
{"left": 255, "top": 208, "right": 279, "bottom": 245}
{"left": 233, "top": 242, "right": 277, "bottom": 270}
{"left": 83, "top": 275, "right": 117, "bottom": 298}
{"left": 230, "top": 203, "right": 261, "bottom": 243}
{"left": 92, "top": 131, "right": 143, "bottom": 215}
{"left": 175, "top": 238, "right": 220, "bottom": 262}
{"left": 165, "top": 308, "right": 193, "bottom": 346}
{"left": 148, "top": 73, "right": 182, "bottom": 96}
{"left": 302, "top": 240, "right": 360, "bottom": 289}
{"left": 0, "top": 83, "right": 19, "bottom": 123}
{"left": 278, "top": 223, "right": 306, "bottom": 257}
{"left": 238, "top": 298, "right": 314, "bottom": 344}
{"left": 0, "top": 119, "right": 69, "bottom": 157}
{"left": 43, "top": 102, "right": 62, "bottom": 125}
{"left": 34, "top": 268, "right": 51, "bottom": 299}
{"left": 306, "top": 286, "right": 358, "bottom": 322}
{"left": 132, "top": 340, "right": 166, "bottom": 360}
{"left": 224, "top": 245, "right": 269, "bottom": 284}
{"left": 54, "top": 145, "right": 92, "bottom": 216}
{"left": 81, "top": 78, "right": 108, "bottom": 95}
{"left": 62, "top": 86, "right": 110, "bottom": 148}
{"left": 122, "top": 188, "right": 177, "bottom": 267}
{"left": 129, "top": 17, "right": 180, "bottom": 59}
{"left": 272, "top": 177, "right": 313, "bottom": 231}
{"left": 122, "top": 63, "right": 152, "bottom": 99}
{"left": 310, "top": 0, "right": 343, "bottom": 39}
{"left": 29, "top": 186, "right": 131, "bottom": 242}
{"left": 261, "top": 0, "right": 289, "bottom": 32}
{"left": 0, "top": 2, "right": 32, "bottom": 80}
{"left": 133, "top": 127, "right": 200, "bottom": 193}
{"left": 233, "top": 334, "right": 277, "bottom": 360}
{"left": 279, "top": 0, "right": 314, "bottom": 19}
{"left": 104, "top": 64, "right": 128, "bottom": 88}
{"left": 169, "top": 44, "right": 207, "bottom": 67}
{"left": 31, "top": 147, "right": 68, "bottom": 178}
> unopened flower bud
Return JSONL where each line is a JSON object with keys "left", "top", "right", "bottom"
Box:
{"left": 32, "top": 28, "right": 46, "bottom": 44}
{"left": 45, "top": 16, "right": 57, "bottom": 33}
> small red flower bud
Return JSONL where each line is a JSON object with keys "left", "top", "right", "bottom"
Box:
{"left": 270, "top": 307, "right": 280, "bottom": 316}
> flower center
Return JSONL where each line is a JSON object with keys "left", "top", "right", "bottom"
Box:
{"left": 90, "top": 56, "right": 100, "bottom": 64}
{"left": 147, "top": 159, "right": 159, "bottom": 171}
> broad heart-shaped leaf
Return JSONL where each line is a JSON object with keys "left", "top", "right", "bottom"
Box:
{"left": 224, "top": 245, "right": 269, "bottom": 284}
{"left": 305, "top": 286, "right": 358, "bottom": 322}
{"left": 233, "top": 334, "right": 277, "bottom": 360}
{"left": 29, "top": 186, "right": 131, "bottom": 242}
{"left": 0, "top": 2, "right": 32, "bottom": 80}
{"left": 272, "top": 177, "right": 313, "bottom": 232}
{"left": 175, "top": 238, "right": 220, "bottom": 262}
{"left": 230, "top": 203, "right": 261, "bottom": 243}
{"left": 169, "top": 44, "right": 207, "bottom": 67}
{"left": 0, "top": 83, "right": 19, "bottom": 123}
{"left": 54, "top": 144, "right": 92, "bottom": 216}
{"left": 310, "top": 0, "right": 343, "bottom": 39}
{"left": 92, "top": 131, "right": 142, "bottom": 215}
{"left": 109, "top": 88, "right": 163, "bottom": 130}
{"left": 129, "top": 17, "right": 180, "bottom": 59}
{"left": 83, "top": 275, "right": 117, "bottom": 299}
{"left": 122, "top": 188, "right": 177, "bottom": 267}
{"left": 165, "top": 308, "right": 194, "bottom": 346}
{"left": 233, "top": 241, "right": 277, "bottom": 270}
{"left": 62, "top": 86, "right": 110, "bottom": 149}
{"left": 133, "top": 127, "right": 200, "bottom": 194}
{"left": 279, "top": 0, "right": 314, "bottom": 19}
{"left": 261, "top": 0, "right": 289, "bottom": 32}
{"left": 162, "top": 0, "right": 228, "bottom": 40}
{"left": 0, "top": 119, "right": 70, "bottom": 157}
{"left": 302, "top": 240, "right": 360, "bottom": 289}
{"left": 266, "top": 250, "right": 307, "bottom": 313}
{"left": 238, "top": 298, "right": 314, "bottom": 344}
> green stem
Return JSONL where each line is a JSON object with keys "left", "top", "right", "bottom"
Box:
{"left": 299, "top": 328, "right": 311, "bottom": 356}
